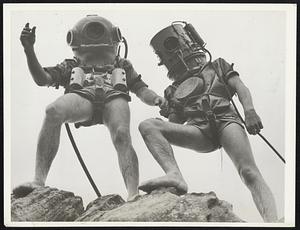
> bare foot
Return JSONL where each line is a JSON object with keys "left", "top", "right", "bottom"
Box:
{"left": 127, "top": 194, "right": 141, "bottom": 202}
{"left": 12, "top": 181, "right": 43, "bottom": 198}
{"left": 138, "top": 172, "right": 188, "bottom": 195}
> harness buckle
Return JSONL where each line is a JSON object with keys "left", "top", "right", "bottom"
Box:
{"left": 206, "top": 110, "right": 216, "bottom": 121}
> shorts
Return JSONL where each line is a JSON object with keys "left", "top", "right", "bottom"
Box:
{"left": 185, "top": 106, "right": 244, "bottom": 151}
{"left": 69, "top": 84, "right": 131, "bottom": 128}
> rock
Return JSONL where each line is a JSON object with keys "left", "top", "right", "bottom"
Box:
{"left": 11, "top": 186, "right": 84, "bottom": 221}
{"left": 77, "top": 187, "right": 244, "bottom": 222}
{"left": 76, "top": 194, "right": 125, "bottom": 221}
{"left": 11, "top": 186, "right": 244, "bottom": 222}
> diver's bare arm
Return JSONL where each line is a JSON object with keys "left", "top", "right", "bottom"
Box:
{"left": 228, "top": 75, "right": 255, "bottom": 112}
{"left": 20, "top": 23, "right": 53, "bottom": 87}
{"left": 135, "top": 86, "right": 163, "bottom": 106}
{"left": 228, "top": 75, "right": 263, "bottom": 134}
{"left": 24, "top": 47, "right": 53, "bottom": 87}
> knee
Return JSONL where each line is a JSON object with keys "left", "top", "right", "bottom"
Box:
{"left": 239, "top": 166, "right": 262, "bottom": 187}
{"left": 113, "top": 126, "right": 131, "bottom": 147}
{"left": 138, "top": 118, "right": 162, "bottom": 136}
{"left": 45, "top": 103, "right": 66, "bottom": 124}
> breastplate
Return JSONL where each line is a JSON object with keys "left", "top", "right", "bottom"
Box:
{"left": 80, "top": 65, "right": 114, "bottom": 87}
{"left": 84, "top": 72, "right": 112, "bottom": 87}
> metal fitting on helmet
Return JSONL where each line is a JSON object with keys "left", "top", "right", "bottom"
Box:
{"left": 150, "top": 22, "right": 207, "bottom": 81}
{"left": 66, "top": 15, "right": 122, "bottom": 49}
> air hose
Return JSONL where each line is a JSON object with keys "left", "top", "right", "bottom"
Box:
{"left": 65, "top": 123, "right": 101, "bottom": 197}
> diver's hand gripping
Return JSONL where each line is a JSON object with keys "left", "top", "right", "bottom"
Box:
{"left": 20, "top": 23, "right": 36, "bottom": 50}
{"left": 154, "top": 96, "right": 166, "bottom": 107}
{"left": 155, "top": 96, "right": 168, "bottom": 117}
{"left": 244, "top": 109, "right": 263, "bottom": 135}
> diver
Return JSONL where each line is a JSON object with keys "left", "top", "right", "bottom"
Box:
{"left": 13, "top": 15, "right": 165, "bottom": 202}
{"left": 138, "top": 22, "right": 279, "bottom": 222}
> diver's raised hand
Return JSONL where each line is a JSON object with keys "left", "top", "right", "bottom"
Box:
{"left": 20, "top": 23, "right": 36, "bottom": 50}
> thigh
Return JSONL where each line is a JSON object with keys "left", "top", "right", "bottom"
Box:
{"left": 154, "top": 119, "right": 216, "bottom": 153}
{"left": 219, "top": 122, "right": 258, "bottom": 169}
{"left": 50, "top": 93, "right": 93, "bottom": 123}
{"left": 102, "top": 97, "right": 130, "bottom": 131}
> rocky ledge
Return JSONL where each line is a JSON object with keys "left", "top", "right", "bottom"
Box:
{"left": 11, "top": 186, "right": 244, "bottom": 222}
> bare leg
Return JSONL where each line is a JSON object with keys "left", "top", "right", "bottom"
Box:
{"left": 219, "top": 123, "right": 278, "bottom": 222}
{"left": 138, "top": 118, "right": 215, "bottom": 194}
{"left": 102, "top": 97, "right": 139, "bottom": 201}
{"left": 13, "top": 93, "right": 93, "bottom": 197}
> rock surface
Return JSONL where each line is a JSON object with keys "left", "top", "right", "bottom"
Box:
{"left": 76, "top": 194, "right": 125, "bottom": 221}
{"left": 11, "top": 187, "right": 84, "bottom": 221}
{"left": 11, "top": 186, "right": 244, "bottom": 222}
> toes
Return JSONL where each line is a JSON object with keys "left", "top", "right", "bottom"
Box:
{"left": 139, "top": 179, "right": 188, "bottom": 195}
{"left": 138, "top": 184, "right": 151, "bottom": 193}
{"left": 139, "top": 182, "right": 166, "bottom": 194}
{"left": 138, "top": 181, "right": 152, "bottom": 190}
{"left": 138, "top": 183, "right": 156, "bottom": 194}
{"left": 176, "top": 187, "right": 188, "bottom": 196}
{"left": 138, "top": 183, "right": 144, "bottom": 190}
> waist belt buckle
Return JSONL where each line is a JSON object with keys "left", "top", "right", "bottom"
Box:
{"left": 206, "top": 110, "right": 216, "bottom": 121}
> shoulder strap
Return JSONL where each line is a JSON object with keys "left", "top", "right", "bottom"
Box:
{"left": 210, "top": 60, "right": 232, "bottom": 100}
{"left": 211, "top": 59, "right": 225, "bottom": 83}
